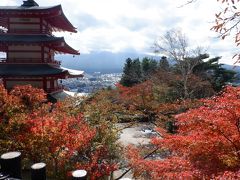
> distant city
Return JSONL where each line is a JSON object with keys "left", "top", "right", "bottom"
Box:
{"left": 60, "top": 63, "right": 240, "bottom": 94}
{"left": 61, "top": 72, "right": 122, "bottom": 93}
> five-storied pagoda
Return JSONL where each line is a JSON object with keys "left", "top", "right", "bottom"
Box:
{"left": 0, "top": 0, "right": 83, "bottom": 97}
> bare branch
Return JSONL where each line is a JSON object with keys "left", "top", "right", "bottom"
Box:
{"left": 178, "top": 0, "right": 197, "bottom": 8}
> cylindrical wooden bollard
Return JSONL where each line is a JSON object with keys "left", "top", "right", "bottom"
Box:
{"left": 0, "top": 172, "right": 9, "bottom": 180}
{"left": 31, "top": 162, "right": 46, "bottom": 180}
{"left": 72, "top": 170, "right": 87, "bottom": 180}
{"left": 0, "top": 152, "right": 21, "bottom": 179}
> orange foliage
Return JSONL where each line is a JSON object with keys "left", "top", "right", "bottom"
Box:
{"left": 212, "top": 0, "right": 240, "bottom": 61}
{"left": 116, "top": 81, "right": 156, "bottom": 110}
{"left": 128, "top": 86, "right": 240, "bottom": 179}
{"left": 0, "top": 85, "right": 117, "bottom": 179}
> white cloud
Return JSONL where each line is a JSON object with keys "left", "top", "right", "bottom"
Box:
{"left": 1, "top": 0, "right": 239, "bottom": 64}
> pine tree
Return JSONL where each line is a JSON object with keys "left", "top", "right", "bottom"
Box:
{"left": 132, "top": 58, "right": 142, "bottom": 83}
{"left": 159, "top": 56, "right": 170, "bottom": 71}
{"left": 193, "top": 56, "right": 236, "bottom": 91}
{"left": 142, "top": 57, "right": 158, "bottom": 79}
{"left": 120, "top": 58, "right": 142, "bottom": 86}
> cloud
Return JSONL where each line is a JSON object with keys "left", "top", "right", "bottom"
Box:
{"left": 1, "top": 0, "right": 238, "bottom": 65}
{"left": 74, "top": 13, "right": 108, "bottom": 30}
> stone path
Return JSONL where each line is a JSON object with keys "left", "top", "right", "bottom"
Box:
{"left": 114, "top": 122, "right": 158, "bottom": 179}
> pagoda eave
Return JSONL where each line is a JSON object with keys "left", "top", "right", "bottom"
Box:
{"left": 0, "top": 5, "right": 77, "bottom": 33}
{"left": 0, "top": 64, "right": 67, "bottom": 77}
{"left": 1, "top": 74, "right": 66, "bottom": 79}
{"left": 0, "top": 34, "right": 80, "bottom": 55}
{"left": 53, "top": 44, "right": 80, "bottom": 55}
{"left": 61, "top": 67, "right": 84, "bottom": 78}
{"left": 0, "top": 5, "right": 61, "bottom": 17}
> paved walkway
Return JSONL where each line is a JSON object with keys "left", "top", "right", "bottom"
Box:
{"left": 114, "top": 122, "right": 158, "bottom": 179}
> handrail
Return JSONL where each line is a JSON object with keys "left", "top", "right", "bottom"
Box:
{"left": 7, "top": 29, "right": 52, "bottom": 35}
{"left": 0, "top": 58, "right": 61, "bottom": 65}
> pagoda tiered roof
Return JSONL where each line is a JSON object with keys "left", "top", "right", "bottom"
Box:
{"left": 0, "top": 64, "right": 84, "bottom": 78}
{"left": 0, "top": 0, "right": 83, "bottom": 95}
{"left": 0, "top": 34, "right": 80, "bottom": 55}
{"left": 0, "top": 4, "right": 77, "bottom": 32}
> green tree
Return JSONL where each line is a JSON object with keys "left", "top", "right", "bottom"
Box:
{"left": 193, "top": 56, "right": 236, "bottom": 91}
{"left": 154, "top": 29, "right": 208, "bottom": 98}
{"left": 120, "top": 58, "right": 134, "bottom": 86}
{"left": 120, "top": 58, "right": 142, "bottom": 87}
{"left": 132, "top": 58, "right": 142, "bottom": 82}
{"left": 171, "top": 53, "right": 210, "bottom": 99}
{"left": 159, "top": 56, "right": 170, "bottom": 71}
{"left": 142, "top": 57, "right": 158, "bottom": 79}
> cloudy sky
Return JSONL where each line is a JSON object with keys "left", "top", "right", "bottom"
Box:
{"left": 1, "top": 0, "right": 239, "bottom": 66}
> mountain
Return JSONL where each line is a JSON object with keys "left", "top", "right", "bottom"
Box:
{"left": 57, "top": 51, "right": 159, "bottom": 74}
{"left": 222, "top": 64, "right": 240, "bottom": 73}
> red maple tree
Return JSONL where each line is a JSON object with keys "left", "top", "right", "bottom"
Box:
{"left": 0, "top": 85, "right": 118, "bottom": 179}
{"left": 127, "top": 86, "right": 240, "bottom": 179}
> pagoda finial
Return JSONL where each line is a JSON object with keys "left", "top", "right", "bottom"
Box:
{"left": 21, "top": 0, "right": 39, "bottom": 7}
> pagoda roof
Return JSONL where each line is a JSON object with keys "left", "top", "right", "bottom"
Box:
{"left": 0, "top": 3, "right": 77, "bottom": 32}
{"left": 0, "top": 34, "right": 80, "bottom": 55}
{"left": 61, "top": 67, "right": 84, "bottom": 78}
{"left": 0, "top": 64, "right": 84, "bottom": 78}
{"left": 0, "top": 64, "right": 66, "bottom": 77}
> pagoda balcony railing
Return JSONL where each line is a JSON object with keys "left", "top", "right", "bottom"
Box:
{"left": 6, "top": 29, "right": 52, "bottom": 35}
{"left": 0, "top": 58, "right": 61, "bottom": 65}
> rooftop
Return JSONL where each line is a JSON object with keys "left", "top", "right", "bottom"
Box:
{"left": 0, "top": 34, "right": 80, "bottom": 55}
{"left": 21, "top": 0, "right": 39, "bottom": 7}
{"left": 0, "top": 1, "right": 77, "bottom": 33}
{"left": 0, "top": 64, "right": 84, "bottom": 78}
{"left": 0, "top": 64, "right": 67, "bottom": 77}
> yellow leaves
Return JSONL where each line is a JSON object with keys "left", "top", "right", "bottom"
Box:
{"left": 220, "top": 154, "right": 239, "bottom": 167}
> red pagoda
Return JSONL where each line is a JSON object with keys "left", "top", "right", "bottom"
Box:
{"left": 0, "top": 0, "right": 83, "bottom": 96}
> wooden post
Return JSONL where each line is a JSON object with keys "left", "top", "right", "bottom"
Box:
{"left": 0, "top": 172, "right": 9, "bottom": 179}
{"left": 72, "top": 170, "right": 87, "bottom": 180}
{"left": 0, "top": 152, "right": 21, "bottom": 179}
{"left": 31, "top": 162, "right": 46, "bottom": 180}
